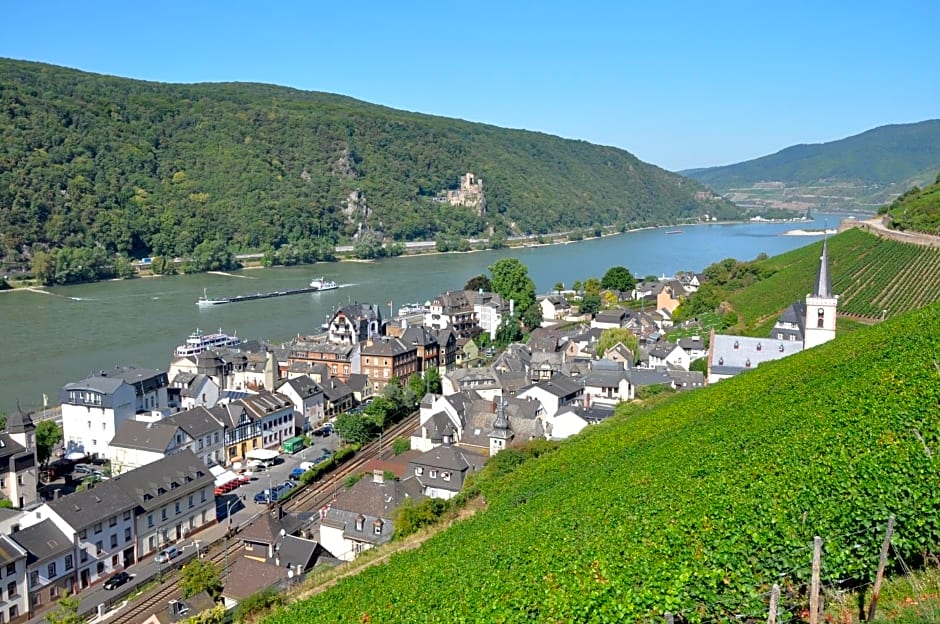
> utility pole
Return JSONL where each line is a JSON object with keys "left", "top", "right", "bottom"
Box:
{"left": 767, "top": 583, "right": 780, "bottom": 624}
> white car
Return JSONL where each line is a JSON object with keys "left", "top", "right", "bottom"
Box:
{"left": 154, "top": 546, "right": 180, "bottom": 564}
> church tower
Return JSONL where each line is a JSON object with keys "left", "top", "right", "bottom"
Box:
{"left": 804, "top": 239, "right": 838, "bottom": 349}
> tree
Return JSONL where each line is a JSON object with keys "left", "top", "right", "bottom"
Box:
{"left": 495, "top": 317, "right": 523, "bottom": 345}
{"left": 601, "top": 266, "right": 636, "bottom": 293}
{"left": 583, "top": 277, "right": 602, "bottom": 296}
{"left": 553, "top": 282, "right": 564, "bottom": 294}
{"left": 580, "top": 294, "right": 601, "bottom": 316}
{"left": 180, "top": 559, "right": 222, "bottom": 599}
{"left": 392, "top": 437, "right": 411, "bottom": 456}
{"left": 46, "top": 592, "right": 83, "bottom": 624}
{"left": 36, "top": 420, "right": 63, "bottom": 467}
{"left": 186, "top": 604, "right": 227, "bottom": 624}
{"left": 690, "top": 358, "right": 708, "bottom": 374}
{"left": 334, "top": 413, "right": 378, "bottom": 445}
{"left": 595, "top": 328, "right": 639, "bottom": 360}
{"left": 521, "top": 301, "right": 543, "bottom": 331}
{"left": 572, "top": 280, "right": 582, "bottom": 294}
{"left": 464, "top": 274, "right": 492, "bottom": 292}
{"left": 489, "top": 258, "right": 536, "bottom": 314}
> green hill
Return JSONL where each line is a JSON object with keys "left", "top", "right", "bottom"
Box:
{"left": 265, "top": 303, "right": 940, "bottom": 623}
{"left": 880, "top": 176, "right": 940, "bottom": 235}
{"left": 0, "top": 58, "right": 735, "bottom": 272}
{"left": 721, "top": 227, "right": 940, "bottom": 333}
{"left": 683, "top": 120, "right": 940, "bottom": 212}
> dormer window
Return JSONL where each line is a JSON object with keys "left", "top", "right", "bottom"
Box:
{"left": 442, "top": 472, "right": 451, "bottom": 481}
{"left": 414, "top": 466, "right": 424, "bottom": 476}
{"left": 756, "top": 343, "right": 762, "bottom": 352}
{"left": 429, "top": 470, "right": 438, "bottom": 479}
{"left": 733, "top": 341, "right": 739, "bottom": 350}
{"left": 779, "top": 344, "right": 785, "bottom": 352}
{"left": 157, "top": 487, "right": 166, "bottom": 495}
{"left": 373, "top": 519, "right": 383, "bottom": 535}
{"left": 355, "top": 515, "right": 365, "bottom": 532}
{"left": 745, "top": 359, "right": 751, "bottom": 368}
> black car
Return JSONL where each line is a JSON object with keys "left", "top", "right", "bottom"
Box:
{"left": 103, "top": 571, "right": 132, "bottom": 590}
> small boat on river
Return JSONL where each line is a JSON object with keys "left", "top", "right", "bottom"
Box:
{"left": 309, "top": 277, "right": 339, "bottom": 291}
{"left": 197, "top": 288, "right": 230, "bottom": 307}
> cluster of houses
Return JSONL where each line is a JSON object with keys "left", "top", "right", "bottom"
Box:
{"left": 0, "top": 247, "right": 838, "bottom": 621}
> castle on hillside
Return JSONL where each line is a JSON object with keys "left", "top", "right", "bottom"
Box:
{"left": 707, "top": 239, "right": 838, "bottom": 383}
{"left": 441, "top": 172, "right": 486, "bottom": 217}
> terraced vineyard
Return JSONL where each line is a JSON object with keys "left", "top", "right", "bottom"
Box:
{"left": 726, "top": 227, "right": 940, "bottom": 333}
{"left": 264, "top": 303, "right": 940, "bottom": 623}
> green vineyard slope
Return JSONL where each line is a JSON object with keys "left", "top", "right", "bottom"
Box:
{"left": 264, "top": 303, "right": 940, "bottom": 623}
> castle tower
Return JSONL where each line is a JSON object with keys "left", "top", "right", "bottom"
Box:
{"left": 803, "top": 239, "right": 838, "bottom": 349}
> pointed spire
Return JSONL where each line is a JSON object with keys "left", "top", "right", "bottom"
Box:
{"left": 8, "top": 401, "right": 35, "bottom": 434}
{"left": 493, "top": 399, "right": 509, "bottom": 432}
{"left": 813, "top": 238, "right": 832, "bottom": 298}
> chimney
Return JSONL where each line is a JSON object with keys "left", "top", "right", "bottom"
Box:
{"left": 373, "top": 469, "right": 384, "bottom": 484}
{"left": 53, "top": 488, "right": 61, "bottom": 499}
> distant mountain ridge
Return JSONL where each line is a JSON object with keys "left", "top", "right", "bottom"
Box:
{"left": 683, "top": 120, "right": 940, "bottom": 212}
{"left": 0, "top": 58, "right": 735, "bottom": 269}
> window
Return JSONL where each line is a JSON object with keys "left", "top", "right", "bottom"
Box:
{"left": 29, "top": 571, "right": 39, "bottom": 588}
{"left": 817, "top": 307, "right": 825, "bottom": 328}
{"left": 161, "top": 508, "right": 167, "bottom": 521}
{"left": 125, "top": 528, "right": 132, "bottom": 543}
{"left": 109, "top": 516, "right": 117, "bottom": 527}
{"left": 429, "top": 469, "right": 438, "bottom": 479}
{"left": 110, "top": 535, "right": 118, "bottom": 549}
{"left": 214, "top": 432, "right": 220, "bottom": 444}
{"left": 17, "top": 474, "right": 23, "bottom": 485}
{"left": 147, "top": 514, "right": 154, "bottom": 528}
{"left": 47, "top": 562, "right": 56, "bottom": 579}
{"left": 64, "top": 555, "right": 73, "bottom": 571}
{"left": 373, "top": 520, "right": 383, "bottom": 535}
{"left": 95, "top": 523, "right": 102, "bottom": 534}
{"left": 95, "top": 541, "right": 103, "bottom": 555}
{"left": 123, "top": 511, "right": 131, "bottom": 522}
{"left": 200, "top": 490, "right": 206, "bottom": 503}
{"left": 87, "top": 421, "right": 91, "bottom": 429}
{"left": 148, "top": 536, "right": 156, "bottom": 551}
{"left": 80, "top": 550, "right": 88, "bottom": 564}
{"left": 442, "top": 472, "right": 451, "bottom": 481}
{"left": 4, "top": 563, "right": 13, "bottom": 577}
{"left": 188, "top": 494, "right": 194, "bottom": 509}
{"left": 50, "top": 584, "right": 59, "bottom": 599}
{"left": 175, "top": 502, "right": 181, "bottom": 515}
{"left": 414, "top": 466, "right": 423, "bottom": 476}
{"left": 8, "top": 604, "right": 17, "bottom": 619}
{"left": 355, "top": 515, "right": 365, "bottom": 531}
{"left": 32, "top": 591, "right": 41, "bottom": 607}
{"left": 7, "top": 581, "right": 17, "bottom": 597}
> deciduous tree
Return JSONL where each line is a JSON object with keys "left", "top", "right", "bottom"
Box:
{"left": 180, "top": 559, "right": 222, "bottom": 599}
{"left": 36, "top": 420, "right": 63, "bottom": 467}
{"left": 601, "top": 266, "right": 636, "bottom": 293}
{"left": 489, "top": 258, "right": 536, "bottom": 313}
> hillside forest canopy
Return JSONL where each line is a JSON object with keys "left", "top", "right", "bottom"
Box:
{"left": 0, "top": 59, "right": 738, "bottom": 284}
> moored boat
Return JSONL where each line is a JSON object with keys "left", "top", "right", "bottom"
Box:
{"left": 309, "top": 277, "right": 339, "bottom": 291}
{"left": 174, "top": 328, "right": 243, "bottom": 357}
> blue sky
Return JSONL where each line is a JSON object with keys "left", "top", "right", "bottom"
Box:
{"left": 2, "top": 1, "right": 938, "bottom": 171}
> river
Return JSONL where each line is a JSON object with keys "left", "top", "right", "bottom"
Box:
{"left": 1, "top": 214, "right": 846, "bottom": 414}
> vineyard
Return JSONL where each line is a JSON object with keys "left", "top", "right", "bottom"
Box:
{"left": 726, "top": 228, "right": 940, "bottom": 333}
{"left": 263, "top": 303, "right": 940, "bottom": 623}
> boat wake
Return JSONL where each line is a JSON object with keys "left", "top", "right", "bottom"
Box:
{"left": 207, "top": 271, "right": 255, "bottom": 279}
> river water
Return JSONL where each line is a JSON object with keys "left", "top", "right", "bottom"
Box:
{"left": 1, "top": 214, "right": 845, "bottom": 413}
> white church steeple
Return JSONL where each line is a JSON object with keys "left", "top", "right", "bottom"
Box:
{"left": 804, "top": 238, "right": 838, "bottom": 349}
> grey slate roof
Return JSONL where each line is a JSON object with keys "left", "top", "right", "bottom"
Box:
{"left": 277, "top": 535, "right": 321, "bottom": 572}
{"left": 411, "top": 444, "right": 484, "bottom": 472}
{"left": 667, "top": 370, "right": 705, "bottom": 390}
{"left": 49, "top": 479, "right": 137, "bottom": 529}
{"left": 9, "top": 519, "right": 70, "bottom": 566}
{"left": 814, "top": 239, "right": 832, "bottom": 298}
{"left": 709, "top": 334, "right": 804, "bottom": 377}
{"left": 520, "top": 373, "right": 583, "bottom": 398}
{"left": 625, "top": 368, "right": 674, "bottom": 388}
{"left": 582, "top": 360, "right": 629, "bottom": 388}
{"left": 7, "top": 403, "right": 35, "bottom": 434}
{"left": 163, "top": 408, "right": 224, "bottom": 439}
{"left": 0, "top": 533, "right": 27, "bottom": 567}
{"left": 322, "top": 474, "right": 424, "bottom": 547}
{"left": 277, "top": 376, "right": 323, "bottom": 398}
{"left": 111, "top": 449, "right": 213, "bottom": 513}
{"left": 0, "top": 433, "right": 26, "bottom": 461}
{"left": 321, "top": 377, "right": 353, "bottom": 402}
{"left": 110, "top": 420, "right": 179, "bottom": 453}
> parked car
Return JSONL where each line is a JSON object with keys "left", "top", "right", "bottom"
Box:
{"left": 154, "top": 546, "right": 181, "bottom": 564}
{"left": 290, "top": 467, "right": 306, "bottom": 480}
{"left": 73, "top": 463, "right": 95, "bottom": 475}
{"left": 103, "top": 571, "right": 132, "bottom": 590}
{"left": 254, "top": 483, "right": 293, "bottom": 504}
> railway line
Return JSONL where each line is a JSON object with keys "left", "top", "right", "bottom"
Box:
{"left": 113, "top": 415, "right": 418, "bottom": 623}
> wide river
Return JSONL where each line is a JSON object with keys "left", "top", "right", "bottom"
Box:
{"left": 2, "top": 214, "right": 847, "bottom": 413}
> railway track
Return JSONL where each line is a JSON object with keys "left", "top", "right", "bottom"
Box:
{"left": 112, "top": 415, "right": 417, "bottom": 623}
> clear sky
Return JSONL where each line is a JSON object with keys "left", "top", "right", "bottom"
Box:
{"left": 2, "top": 1, "right": 938, "bottom": 171}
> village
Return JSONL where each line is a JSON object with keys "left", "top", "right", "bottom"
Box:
{"left": 0, "top": 247, "right": 836, "bottom": 623}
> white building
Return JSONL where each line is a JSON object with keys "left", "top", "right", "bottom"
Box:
{"left": 276, "top": 376, "right": 325, "bottom": 432}
{"left": 60, "top": 367, "right": 169, "bottom": 459}
{"left": 0, "top": 534, "right": 28, "bottom": 622}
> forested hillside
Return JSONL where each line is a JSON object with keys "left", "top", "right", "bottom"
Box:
{"left": 685, "top": 120, "right": 940, "bottom": 190}
{"left": 264, "top": 303, "right": 940, "bottom": 623}
{"left": 0, "top": 58, "right": 734, "bottom": 275}
{"left": 683, "top": 120, "right": 940, "bottom": 213}
{"left": 880, "top": 175, "right": 940, "bottom": 235}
